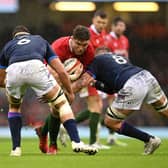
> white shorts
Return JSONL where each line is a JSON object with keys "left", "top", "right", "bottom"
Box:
{"left": 112, "top": 70, "right": 165, "bottom": 110}
{"left": 6, "top": 59, "right": 57, "bottom": 99}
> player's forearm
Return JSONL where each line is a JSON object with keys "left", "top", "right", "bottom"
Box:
{"left": 71, "top": 80, "right": 85, "bottom": 93}
{"left": 94, "top": 81, "right": 115, "bottom": 94}
{"left": 72, "top": 72, "right": 94, "bottom": 93}
{"left": 59, "top": 72, "right": 73, "bottom": 94}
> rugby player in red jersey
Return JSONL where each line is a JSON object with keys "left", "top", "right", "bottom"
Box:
{"left": 106, "top": 16, "right": 129, "bottom": 58}
{"left": 89, "top": 10, "right": 108, "bottom": 50}
{"left": 35, "top": 25, "right": 96, "bottom": 154}
{"left": 51, "top": 29, "right": 94, "bottom": 68}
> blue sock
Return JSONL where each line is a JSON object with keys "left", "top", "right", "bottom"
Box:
{"left": 117, "top": 121, "right": 152, "bottom": 142}
{"left": 63, "top": 119, "right": 80, "bottom": 143}
{"left": 8, "top": 112, "right": 22, "bottom": 150}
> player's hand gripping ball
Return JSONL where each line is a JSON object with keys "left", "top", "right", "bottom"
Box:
{"left": 64, "top": 58, "right": 84, "bottom": 81}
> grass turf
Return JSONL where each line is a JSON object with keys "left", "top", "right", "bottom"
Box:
{"left": 0, "top": 138, "right": 168, "bottom": 168}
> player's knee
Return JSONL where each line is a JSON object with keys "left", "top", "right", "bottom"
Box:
{"left": 106, "top": 106, "right": 126, "bottom": 121}
{"left": 49, "top": 88, "right": 73, "bottom": 117}
{"left": 105, "top": 106, "right": 127, "bottom": 131}
{"left": 88, "top": 98, "right": 103, "bottom": 113}
{"left": 49, "top": 106, "right": 60, "bottom": 118}
{"left": 88, "top": 104, "right": 101, "bottom": 113}
{"left": 89, "top": 106, "right": 102, "bottom": 113}
{"left": 152, "top": 96, "right": 168, "bottom": 113}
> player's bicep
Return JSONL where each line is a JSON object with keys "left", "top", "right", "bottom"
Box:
{"left": 45, "top": 42, "right": 58, "bottom": 63}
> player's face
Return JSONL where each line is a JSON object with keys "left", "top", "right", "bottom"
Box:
{"left": 112, "top": 21, "right": 126, "bottom": 36}
{"left": 92, "top": 16, "right": 108, "bottom": 33}
{"left": 71, "top": 37, "right": 89, "bottom": 55}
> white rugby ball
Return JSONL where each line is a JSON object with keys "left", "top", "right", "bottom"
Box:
{"left": 64, "top": 58, "right": 84, "bottom": 81}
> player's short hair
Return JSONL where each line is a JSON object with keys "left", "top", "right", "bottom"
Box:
{"left": 12, "top": 25, "right": 30, "bottom": 37}
{"left": 93, "top": 10, "right": 107, "bottom": 19}
{"left": 95, "top": 46, "right": 111, "bottom": 56}
{"left": 112, "top": 17, "right": 125, "bottom": 26}
{"left": 72, "top": 25, "right": 90, "bottom": 41}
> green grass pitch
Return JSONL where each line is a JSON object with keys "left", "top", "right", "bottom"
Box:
{"left": 0, "top": 138, "right": 168, "bottom": 168}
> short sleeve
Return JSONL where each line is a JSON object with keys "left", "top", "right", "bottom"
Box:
{"left": 45, "top": 41, "right": 58, "bottom": 64}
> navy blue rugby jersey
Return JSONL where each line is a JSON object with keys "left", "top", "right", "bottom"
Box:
{"left": 87, "top": 53, "right": 143, "bottom": 92}
{"left": 0, "top": 34, "right": 57, "bottom": 68}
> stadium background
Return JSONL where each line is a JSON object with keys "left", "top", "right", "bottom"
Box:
{"left": 0, "top": 0, "right": 168, "bottom": 129}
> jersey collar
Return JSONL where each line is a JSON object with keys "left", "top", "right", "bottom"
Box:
{"left": 69, "top": 38, "right": 73, "bottom": 53}
{"left": 14, "top": 32, "right": 30, "bottom": 37}
{"left": 90, "top": 24, "right": 100, "bottom": 35}
{"left": 110, "top": 31, "right": 118, "bottom": 39}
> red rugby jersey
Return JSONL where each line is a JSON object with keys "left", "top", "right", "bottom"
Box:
{"left": 89, "top": 25, "right": 107, "bottom": 50}
{"left": 51, "top": 36, "right": 94, "bottom": 69}
{"left": 106, "top": 31, "right": 129, "bottom": 57}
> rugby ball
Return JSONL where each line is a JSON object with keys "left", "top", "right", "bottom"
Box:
{"left": 64, "top": 58, "right": 84, "bottom": 81}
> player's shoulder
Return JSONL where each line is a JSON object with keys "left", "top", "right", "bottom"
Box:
{"left": 51, "top": 36, "right": 70, "bottom": 50}
{"left": 89, "top": 26, "right": 97, "bottom": 36}
{"left": 51, "top": 36, "right": 70, "bottom": 51}
{"left": 120, "top": 35, "right": 129, "bottom": 41}
{"left": 52, "top": 36, "right": 69, "bottom": 44}
{"left": 94, "top": 53, "right": 109, "bottom": 60}
{"left": 2, "top": 38, "right": 16, "bottom": 52}
{"left": 31, "top": 34, "right": 43, "bottom": 39}
{"left": 106, "top": 33, "right": 117, "bottom": 43}
{"left": 30, "top": 35, "right": 46, "bottom": 43}
{"left": 88, "top": 26, "right": 92, "bottom": 32}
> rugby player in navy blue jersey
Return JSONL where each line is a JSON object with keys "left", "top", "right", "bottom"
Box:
{"left": 0, "top": 25, "right": 97, "bottom": 156}
{"left": 72, "top": 47, "right": 168, "bottom": 155}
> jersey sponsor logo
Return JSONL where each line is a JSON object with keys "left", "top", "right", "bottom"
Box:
{"left": 17, "top": 38, "right": 31, "bottom": 45}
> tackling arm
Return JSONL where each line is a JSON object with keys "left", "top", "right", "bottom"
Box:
{"left": 71, "top": 72, "right": 94, "bottom": 93}
{"left": 72, "top": 72, "right": 115, "bottom": 94}
{"left": 93, "top": 81, "right": 115, "bottom": 94}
